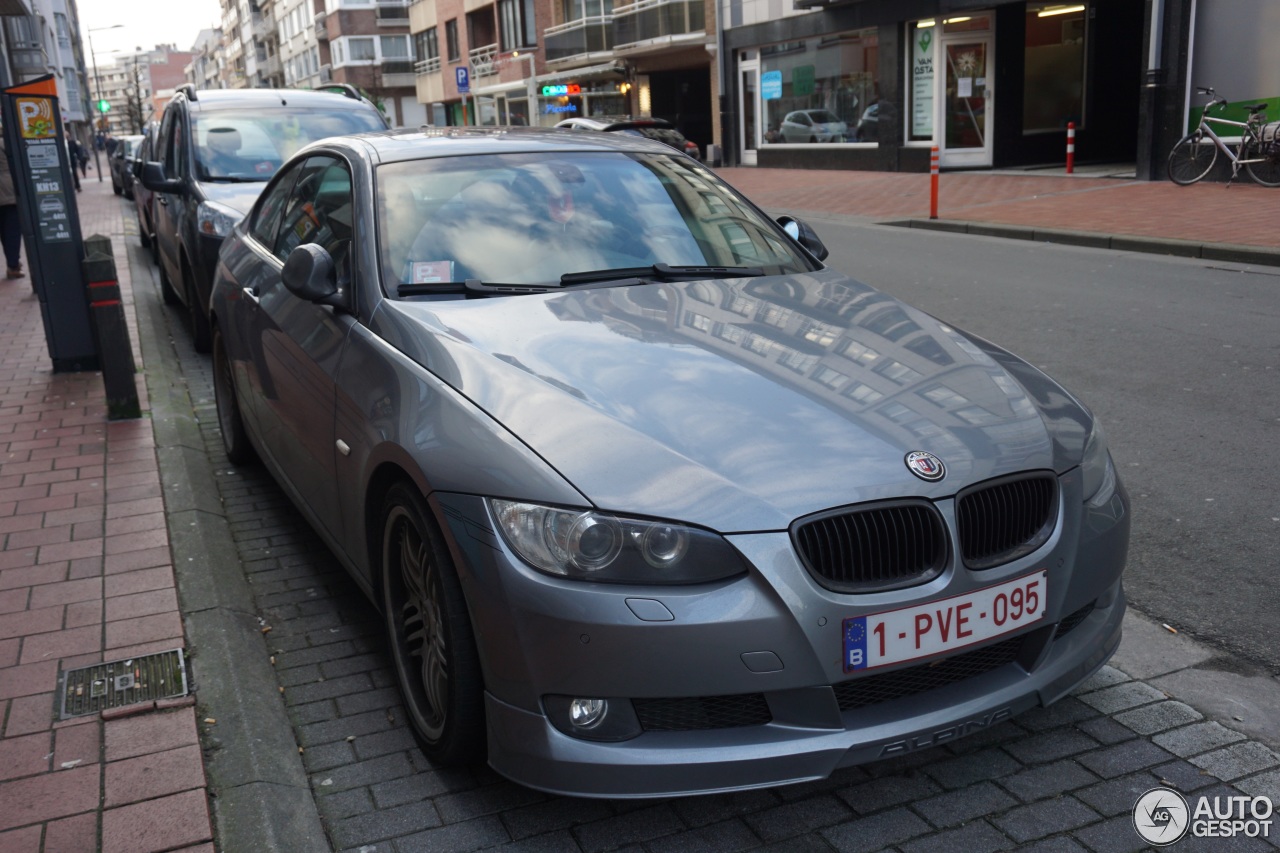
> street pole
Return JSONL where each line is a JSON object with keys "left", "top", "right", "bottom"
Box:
{"left": 86, "top": 24, "right": 123, "bottom": 183}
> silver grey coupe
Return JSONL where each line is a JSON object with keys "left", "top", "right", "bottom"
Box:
{"left": 208, "top": 127, "right": 1129, "bottom": 798}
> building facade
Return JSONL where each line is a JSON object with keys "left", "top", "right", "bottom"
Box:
{"left": 317, "top": 0, "right": 422, "bottom": 127}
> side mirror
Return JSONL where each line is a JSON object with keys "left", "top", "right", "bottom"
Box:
{"left": 141, "top": 161, "right": 183, "bottom": 194}
{"left": 776, "top": 215, "right": 829, "bottom": 261}
{"left": 282, "top": 244, "right": 345, "bottom": 308}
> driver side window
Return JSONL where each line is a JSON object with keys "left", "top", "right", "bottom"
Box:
{"left": 273, "top": 155, "right": 355, "bottom": 270}
{"left": 250, "top": 164, "right": 303, "bottom": 251}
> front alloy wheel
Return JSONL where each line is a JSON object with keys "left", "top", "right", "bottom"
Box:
{"left": 381, "top": 484, "right": 484, "bottom": 766}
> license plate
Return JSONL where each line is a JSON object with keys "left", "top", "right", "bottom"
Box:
{"left": 842, "top": 570, "right": 1047, "bottom": 673}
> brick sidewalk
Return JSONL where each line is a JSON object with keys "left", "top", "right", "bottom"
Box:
{"left": 717, "top": 167, "right": 1280, "bottom": 249}
{"left": 0, "top": 175, "right": 213, "bottom": 852}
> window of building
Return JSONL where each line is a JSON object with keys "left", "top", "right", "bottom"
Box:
{"left": 349, "top": 37, "right": 376, "bottom": 61}
{"left": 1024, "top": 3, "right": 1087, "bottom": 132}
{"left": 446, "top": 19, "right": 459, "bottom": 62}
{"left": 381, "top": 35, "right": 410, "bottom": 59}
{"left": 415, "top": 27, "right": 439, "bottom": 62}
{"left": 499, "top": 0, "right": 537, "bottom": 50}
{"left": 760, "top": 28, "right": 879, "bottom": 146}
{"left": 54, "top": 13, "right": 71, "bottom": 48}
{"left": 562, "top": 0, "right": 611, "bottom": 22}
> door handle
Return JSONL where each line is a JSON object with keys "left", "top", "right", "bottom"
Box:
{"left": 241, "top": 286, "right": 260, "bottom": 304}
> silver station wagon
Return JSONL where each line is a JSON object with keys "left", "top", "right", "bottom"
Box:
{"left": 208, "top": 127, "right": 1129, "bottom": 798}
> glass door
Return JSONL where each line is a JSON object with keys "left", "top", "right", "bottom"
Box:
{"left": 938, "top": 16, "right": 994, "bottom": 168}
{"left": 739, "top": 60, "right": 760, "bottom": 166}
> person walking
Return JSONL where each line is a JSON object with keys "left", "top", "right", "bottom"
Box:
{"left": 0, "top": 136, "right": 23, "bottom": 279}
{"left": 66, "top": 137, "right": 81, "bottom": 192}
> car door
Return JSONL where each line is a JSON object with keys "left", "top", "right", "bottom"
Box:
{"left": 152, "top": 109, "right": 186, "bottom": 295}
{"left": 246, "top": 153, "right": 358, "bottom": 536}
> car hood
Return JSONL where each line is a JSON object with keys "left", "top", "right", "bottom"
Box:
{"left": 195, "top": 180, "right": 269, "bottom": 216}
{"left": 372, "top": 270, "right": 1091, "bottom": 532}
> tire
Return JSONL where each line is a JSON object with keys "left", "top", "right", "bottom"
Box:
{"left": 137, "top": 214, "right": 151, "bottom": 250}
{"left": 1167, "top": 132, "right": 1217, "bottom": 185}
{"left": 211, "top": 327, "right": 255, "bottom": 464}
{"left": 112, "top": 180, "right": 122, "bottom": 196}
{"left": 381, "top": 482, "right": 485, "bottom": 767}
{"left": 1244, "top": 141, "right": 1280, "bottom": 187}
{"left": 808, "top": 135, "right": 817, "bottom": 143}
{"left": 158, "top": 261, "right": 180, "bottom": 305}
{"left": 183, "top": 262, "right": 212, "bottom": 354}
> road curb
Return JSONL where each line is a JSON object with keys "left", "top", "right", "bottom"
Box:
{"left": 129, "top": 240, "right": 331, "bottom": 853}
{"left": 887, "top": 219, "right": 1280, "bottom": 267}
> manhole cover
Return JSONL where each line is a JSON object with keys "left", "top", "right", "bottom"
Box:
{"left": 58, "top": 649, "right": 188, "bottom": 719}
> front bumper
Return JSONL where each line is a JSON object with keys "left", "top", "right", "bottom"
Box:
{"left": 434, "top": 468, "right": 1129, "bottom": 798}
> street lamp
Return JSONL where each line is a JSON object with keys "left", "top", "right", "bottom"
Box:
{"left": 86, "top": 24, "right": 123, "bottom": 182}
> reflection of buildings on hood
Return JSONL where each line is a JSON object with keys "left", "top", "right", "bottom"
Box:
{"left": 546, "top": 272, "right": 1052, "bottom": 473}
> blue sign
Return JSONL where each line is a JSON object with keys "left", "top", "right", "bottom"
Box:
{"left": 761, "top": 70, "right": 782, "bottom": 101}
{"left": 456, "top": 66, "right": 470, "bottom": 94}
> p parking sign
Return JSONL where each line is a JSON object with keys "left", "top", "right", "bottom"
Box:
{"left": 456, "top": 66, "right": 470, "bottom": 94}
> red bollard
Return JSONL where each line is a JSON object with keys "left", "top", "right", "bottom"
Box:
{"left": 930, "top": 146, "right": 940, "bottom": 220}
{"left": 1066, "top": 122, "right": 1076, "bottom": 174}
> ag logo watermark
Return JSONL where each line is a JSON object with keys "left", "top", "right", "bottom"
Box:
{"left": 1134, "top": 788, "right": 1274, "bottom": 845}
{"left": 1133, "top": 788, "right": 1189, "bottom": 845}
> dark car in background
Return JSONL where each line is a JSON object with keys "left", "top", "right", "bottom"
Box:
{"left": 132, "top": 123, "right": 160, "bottom": 261}
{"left": 555, "top": 116, "right": 701, "bottom": 160}
{"left": 109, "top": 134, "right": 143, "bottom": 197}
{"left": 207, "top": 126, "right": 1129, "bottom": 799}
{"left": 141, "top": 84, "right": 386, "bottom": 352}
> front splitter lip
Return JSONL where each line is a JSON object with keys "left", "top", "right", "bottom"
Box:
{"left": 484, "top": 586, "right": 1125, "bottom": 799}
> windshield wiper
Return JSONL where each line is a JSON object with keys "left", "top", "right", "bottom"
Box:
{"left": 559, "top": 263, "right": 765, "bottom": 286}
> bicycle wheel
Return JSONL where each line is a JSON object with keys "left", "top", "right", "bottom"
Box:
{"left": 1167, "top": 132, "right": 1217, "bottom": 185}
{"left": 1243, "top": 141, "right": 1280, "bottom": 187}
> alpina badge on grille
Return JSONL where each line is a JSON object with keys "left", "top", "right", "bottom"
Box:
{"left": 905, "top": 450, "right": 946, "bottom": 482}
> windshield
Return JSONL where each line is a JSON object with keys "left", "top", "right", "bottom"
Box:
{"left": 376, "top": 152, "right": 814, "bottom": 291}
{"left": 808, "top": 111, "right": 840, "bottom": 124}
{"left": 193, "top": 107, "right": 384, "bottom": 181}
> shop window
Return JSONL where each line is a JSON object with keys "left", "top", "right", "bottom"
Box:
{"left": 1024, "top": 3, "right": 1087, "bottom": 133}
{"left": 908, "top": 20, "right": 935, "bottom": 141}
{"left": 760, "top": 28, "right": 879, "bottom": 145}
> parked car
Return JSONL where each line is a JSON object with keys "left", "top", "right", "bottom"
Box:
{"left": 141, "top": 84, "right": 387, "bottom": 352}
{"left": 555, "top": 116, "right": 701, "bottom": 160}
{"left": 132, "top": 123, "right": 160, "bottom": 263}
{"left": 209, "top": 127, "right": 1128, "bottom": 799}
{"left": 854, "top": 102, "right": 880, "bottom": 142}
{"left": 109, "top": 134, "right": 144, "bottom": 197}
{"left": 780, "top": 109, "right": 848, "bottom": 143}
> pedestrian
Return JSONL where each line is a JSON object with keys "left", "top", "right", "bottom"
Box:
{"left": 66, "top": 137, "right": 81, "bottom": 192}
{"left": 0, "top": 135, "right": 23, "bottom": 280}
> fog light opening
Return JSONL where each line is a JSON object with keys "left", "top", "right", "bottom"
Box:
{"left": 569, "top": 698, "right": 608, "bottom": 729}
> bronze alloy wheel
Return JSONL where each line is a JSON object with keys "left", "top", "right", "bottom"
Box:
{"left": 380, "top": 484, "right": 484, "bottom": 765}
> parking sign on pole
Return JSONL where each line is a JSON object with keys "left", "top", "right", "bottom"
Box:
{"left": 456, "top": 66, "right": 470, "bottom": 94}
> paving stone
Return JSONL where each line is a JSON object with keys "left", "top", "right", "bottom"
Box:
{"left": 351, "top": 726, "right": 419, "bottom": 760}
{"left": 1074, "top": 666, "right": 1131, "bottom": 693}
{"left": 820, "top": 807, "right": 932, "bottom": 853}
{"left": 1077, "top": 740, "right": 1175, "bottom": 780}
{"left": 1077, "top": 716, "right": 1138, "bottom": 746}
{"left": 1015, "top": 698, "right": 1100, "bottom": 732}
{"left": 312, "top": 752, "right": 414, "bottom": 794}
{"left": 836, "top": 772, "right": 941, "bottom": 814}
{"left": 1113, "top": 701, "right": 1203, "bottom": 736}
{"left": 100, "top": 788, "right": 211, "bottom": 853}
{"left": 1235, "top": 768, "right": 1280, "bottom": 802}
{"left": 330, "top": 800, "right": 444, "bottom": 848}
{"left": 1153, "top": 722, "right": 1248, "bottom": 758}
{"left": 668, "top": 788, "right": 780, "bottom": 828}
{"left": 1005, "top": 730, "right": 1102, "bottom": 765}
{"left": 912, "top": 781, "right": 1018, "bottom": 829}
{"left": 898, "top": 820, "right": 1015, "bottom": 853}
{"left": 0, "top": 763, "right": 99, "bottom": 831}
{"left": 773, "top": 765, "right": 869, "bottom": 800}
{"left": 1076, "top": 772, "right": 1165, "bottom": 818}
{"left": 482, "top": 830, "right": 585, "bottom": 852}
{"left": 1150, "top": 760, "right": 1220, "bottom": 793}
{"left": 283, "top": 672, "right": 374, "bottom": 706}
{"left": 1189, "top": 741, "right": 1280, "bottom": 782}
{"left": 1073, "top": 814, "right": 1147, "bottom": 853}
{"left": 993, "top": 797, "right": 1101, "bottom": 843}
{"left": 1001, "top": 760, "right": 1101, "bottom": 803}
{"left": 645, "top": 818, "right": 760, "bottom": 853}
{"left": 1076, "top": 682, "right": 1166, "bottom": 715}
{"left": 316, "top": 787, "right": 374, "bottom": 822}
{"left": 743, "top": 794, "right": 852, "bottom": 842}
{"left": 500, "top": 796, "right": 614, "bottom": 840}
{"left": 370, "top": 770, "right": 460, "bottom": 809}
{"left": 298, "top": 708, "right": 396, "bottom": 747}
{"left": 300, "top": 740, "right": 355, "bottom": 773}
{"left": 572, "top": 804, "right": 685, "bottom": 853}
{"left": 924, "top": 749, "right": 1024, "bottom": 790}
{"left": 1017, "top": 837, "right": 1090, "bottom": 853}
{"left": 434, "top": 782, "right": 549, "bottom": 824}
{"left": 104, "top": 744, "right": 206, "bottom": 807}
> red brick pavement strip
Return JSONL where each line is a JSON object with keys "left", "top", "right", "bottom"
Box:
{"left": 717, "top": 167, "right": 1280, "bottom": 249}
{"left": 0, "top": 178, "right": 213, "bottom": 851}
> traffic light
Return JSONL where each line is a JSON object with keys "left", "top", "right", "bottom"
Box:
{"left": 96, "top": 99, "right": 110, "bottom": 114}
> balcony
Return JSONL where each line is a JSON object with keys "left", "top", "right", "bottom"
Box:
{"left": 544, "top": 16, "right": 612, "bottom": 65}
{"left": 612, "top": 0, "right": 704, "bottom": 51}
{"left": 415, "top": 57, "right": 444, "bottom": 103}
{"left": 314, "top": 13, "right": 328, "bottom": 40}
{"left": 468, "top": 43, "right": 498, "bottom": 78}
{"left": 415, "top": 56, "right": 441, "bottom": 75}
{"left": 382, "top": 59, "right": 416, "bottom": 87}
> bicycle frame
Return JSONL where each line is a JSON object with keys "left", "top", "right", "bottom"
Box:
{"left": 1197, "top": 114, "right": 1268, "bottom": 178}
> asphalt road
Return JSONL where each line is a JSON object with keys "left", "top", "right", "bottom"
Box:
{"left": 808, "top": 217, "right": 1280, "bottom": 672}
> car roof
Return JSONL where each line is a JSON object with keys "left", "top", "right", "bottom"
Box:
{"left": 180, "top": 87, "right": 381, "bottom": 114}
{"left": 327, "top": 126, "right": 684, "bottom": 164}
{"left": 559, "top": 116, "right": 676, "bottom": 131}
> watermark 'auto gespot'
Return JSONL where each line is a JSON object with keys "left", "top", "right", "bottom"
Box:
{"left": 1134, "top": 788, "right": 1274, "bottom": 846}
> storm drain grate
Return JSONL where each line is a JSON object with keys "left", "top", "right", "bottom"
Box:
{"left": 58, "top": 649, "right": 188, "bottom": 719}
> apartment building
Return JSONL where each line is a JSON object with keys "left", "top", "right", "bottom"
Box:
{"left": 185, "top": 28, "right": 228, "bottom": 90}
{"left": 316, "top": 0, "right": 422, "bottom": 127}
{"left": 4, "top": 0, "right": 91, "bottom": 141}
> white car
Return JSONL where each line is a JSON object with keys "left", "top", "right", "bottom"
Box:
{"left": 781, "top": 109, "right": 848, "bottom": 143}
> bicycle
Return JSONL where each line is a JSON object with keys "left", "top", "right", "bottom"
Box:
{"left": 1167, "top": 87, "right": 1280, "bottom": 187}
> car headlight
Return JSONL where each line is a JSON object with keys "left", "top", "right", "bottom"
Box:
{"left": 488, "top": 500, "right": 747, "bottom": 584}
{"left": 197, "top": 200, "right": 242, "bottom": 238}
{"left": 1081, "top": 419, "right": 1117, "bottom": 507}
